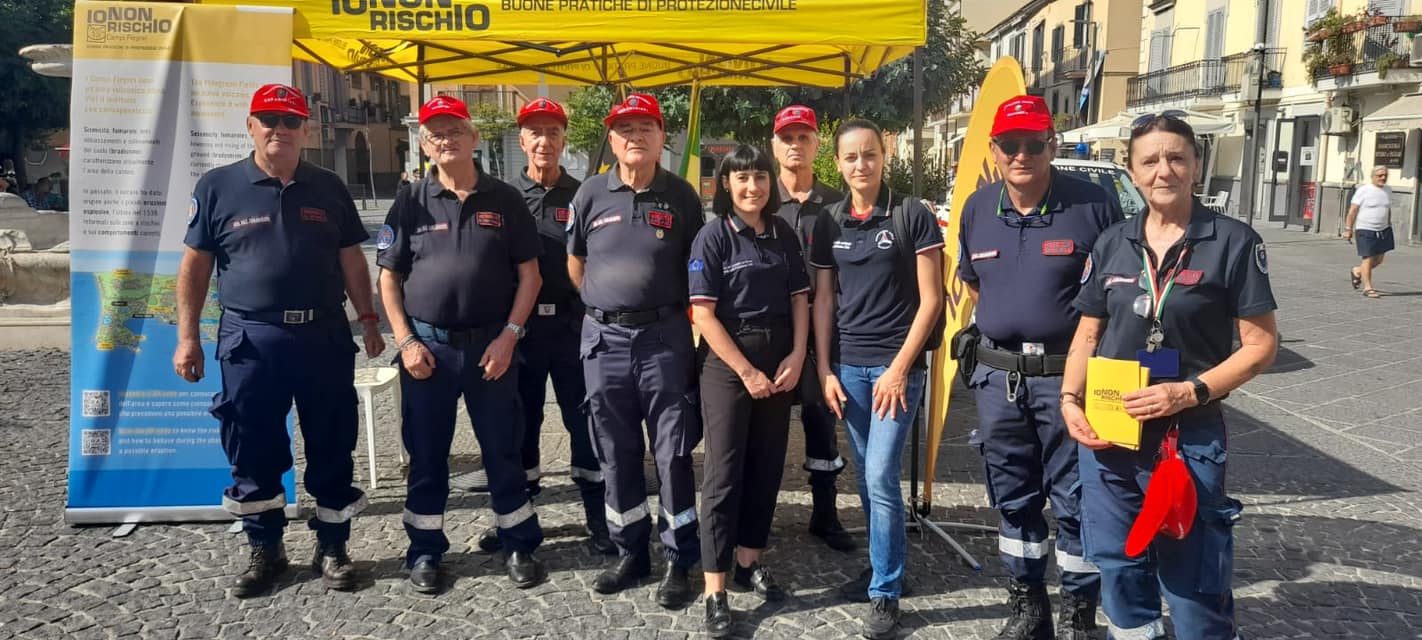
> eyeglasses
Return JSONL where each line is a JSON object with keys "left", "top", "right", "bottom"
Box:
{"left": 993, "top": 138, "right": 1050, "bottom": 156}
{"left": 1131, "top": 110, "right": 1188, "bottom": 133}
{"left": 255, "top": 114, "right": 305, "bottom": 130}
{"left": 424, "top": 128, "right": 468, "bottom": 143}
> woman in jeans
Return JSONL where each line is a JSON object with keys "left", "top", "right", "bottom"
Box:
{"left": 808, "top": 119, "right": 944, "bottom": 640}
{"left": 689, "top": 145, "right": 809, "bottom": 638}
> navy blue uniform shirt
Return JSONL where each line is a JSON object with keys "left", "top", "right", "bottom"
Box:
{"left": 185, "top": 155, "right": 367, "bottom": 313}
{"left": 809, "top": 190, "right": 945, "bottom": 367}
{"left": 375, "top": 167, "right": 541, "bottom": 329}
{"left": 512, "top": 167, "right": 581, "bottom": 307}
{"left": 958, "top": 170, "right": 1123, "bottom": 352}
{"left": 688, "top": 214, "right": 810, "bottom": 326}
{"left": 775, "top": 180, "right": 843, "bottom": 253}
{"left": 567, "top": 166, "right": 705, "bottom": 312}
{"left": 1073, "top": 203, "right": 1276, "bottom": 381}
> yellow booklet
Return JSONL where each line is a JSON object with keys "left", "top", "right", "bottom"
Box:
{"left": 1085, "top": 356, "right": 1149, "bottom": 450}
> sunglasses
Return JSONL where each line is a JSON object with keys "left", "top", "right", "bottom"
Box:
{"left": 255, "top": 114, "right": 306, "bottom": 130}
{"left": 994, "top": 138, "right": 1050, "bottom": 156}
{"left": 1131, "top": 110, "right": 1188, "bottom": 132}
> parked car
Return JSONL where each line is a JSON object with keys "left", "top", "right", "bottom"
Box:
{"left": 1051, "top": 158, "right": 1146, "bottom": 218}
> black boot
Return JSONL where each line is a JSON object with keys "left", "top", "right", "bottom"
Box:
{"left": 1055, "top": 589, "right": 1099, "bottom": 640}
{"left": 704, "top": 591, "right": 733, "bottom": 639}
{"left": 580, "top": 485, "right": 617, "bottom": 556}
{"left": 862, "top": 597, "right": 901, "bottom": 640}
{"left": 994, "top": 580, "right": 1053, "bottom": 640}
{"left": 809, "top": 477, "right": 857, "bottom": 552}
{"left": 593, "top": 553, "right": 651, "bottom": 594}
{"left": 232, "top": 542, "right": 288, "bottom": 598}
{"left": 310, "top": 542, "right": 359, "bottom": 591}
{"left": 656, "top": 563, "right": 694, "bottom": 609}
{"left": 477, "top": 526, "right": 502, "bottom": 553}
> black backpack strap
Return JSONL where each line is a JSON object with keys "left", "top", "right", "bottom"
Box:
{"left": 890, "top": 190, "right": 921, "bottom": 306}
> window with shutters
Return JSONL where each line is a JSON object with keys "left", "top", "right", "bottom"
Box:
{"left": 1052, "top": 25, "right": 1064, "bottom": 62}
{"left": 1032, "top": 23, "right": 1045, "bottom": 72}
{"left": 1305, "top": 0, "right": 1335, "bottom": 26}
{"left": 1073, "top": 3, "right": 1089, "bottom": 48}
{"left": 1205, "top": 9, "right": 1225, "bottom": 60}
{"left": 1367, "top": 0, "right": 1403, "bottom": 16}
{"left": 1265, "top": 0, "right": 1281, "bottom": 47}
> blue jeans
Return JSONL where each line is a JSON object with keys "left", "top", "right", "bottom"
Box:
{"left": 836, "top": 364, "right": 927, "bottom": 600}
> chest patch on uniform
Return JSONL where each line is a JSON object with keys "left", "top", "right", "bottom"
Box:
{"left": 874, "top": 229, "right": 895, "bottom": 250}
{"left": 1041, "top": 239, "right": 1075, "bottom": 256}
{"left": 232, "top": 215, "right": 272, "bottom": 230}
{"left": 591, "top": 215, "right": 622, "bottom": 229}
{"left": 970, "top": 249, "right": 1000, "bottom": 261}
{"left": 1104, "top": 274, "right": 1136, "bottom": 288}
{"left": 187, "top": 197, "right": 199, "bottom": 227}
{"left": 1175, "top": 269, "right": 1203, "bottom": 286}
{"left": 415, "top": 222, "right": 450, "bottom": 234}
{"left": 300, "top": 207, "right": 328, "bottom": 223}
{"left": 648, "top": 210, "right": 675, "bottom": 229}
{"left": 833, "top": 240, "right": 853, "bottom": 250}
{"left": 724, "top": 260, "right": 754, "bottom": 275}
{"left": 375, "top": 224, "right": 395, "bottom": 250}
{"left": 554, "top": 207, "right": 571, "bottom": 223}
{"left": 476, "top": 211, "right": 502, "bottom": 228}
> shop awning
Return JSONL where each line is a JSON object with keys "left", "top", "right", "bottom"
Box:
{"left": 1363, "top": 93, "right": 1422, "bottom": 127}
{"left": 1060, "top": 109, "right": 1236, "bottom": 142}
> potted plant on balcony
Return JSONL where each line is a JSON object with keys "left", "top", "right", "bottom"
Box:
{"left": 1395, "top": 15, "right": 1422, "bottom": 34}
{"left": 1305, "top": 8, "right": 1343, "bottom": 43}
{"left": 1368, "top": 10, "right": 1390, "bottom": 28}
{"left": 1304, "top": 10, "right": 1360, "bottom": 81}
{"left": 1377, "top": 50, "right": 1402, "bottom": 79}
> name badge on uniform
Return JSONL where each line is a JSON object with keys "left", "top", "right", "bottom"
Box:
{"left": 554, "top": 207, "right": 571, "bottom": 223}
{"left": 1041, "top": 239, "right": 1074, "bottom": 256}
{"left": 970, "top": 249, "right": 999, "bottom": 262}
{"left": 1137, "top": 347, "right": 1181, "bottom": 379}
{"left": 300, "top": 207, "right": 328, "bottom": 223}
{"left": 537, "top": 303, "right": 557, "bottom": 316}
{"left": 476, "top": 211, "right": 502, "bottom": 228}
{"left": 648, "top": 211, "right": 674, "bottom": 229}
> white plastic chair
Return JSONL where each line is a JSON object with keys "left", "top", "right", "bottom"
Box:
{"left": 1201, "top": 190, "right": 1230, "bottom": 213}
{"left": 354, "top": 367, "right": 401, "bottom": 489}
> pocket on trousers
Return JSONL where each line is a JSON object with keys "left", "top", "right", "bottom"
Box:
{"left": 216, "top": 327, "right": 250, "bottom": 362}
{"left": 1195, "top": 498, "right": 1243, "bottom": 594}
{"left": 676, "top": 391, "right": 703, "bottom": 457}
{"left": 975, "top": 442, "right": 999, "bottom": 508}
{"left": 1179, "top": 440, "right": 1228, "bottom": 466}
{"left": 580, "top": 397, "right": 608, "bottom": 463}
{"left": 579, "top": 327, "right": 606, "bottom": 360}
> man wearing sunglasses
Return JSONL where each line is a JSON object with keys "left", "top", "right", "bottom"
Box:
{"left": 954, "top": 95, "right": 1122, "bottom": 640}
{"left": 176, "top": 83, "right": 385, "bottom": 598}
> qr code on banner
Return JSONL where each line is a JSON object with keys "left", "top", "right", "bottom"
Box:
{"left": 82, "top": 390, "right": 110, "bottom": 417}
{"left": 81, "top": 429, "right": 112, "bottom": 456}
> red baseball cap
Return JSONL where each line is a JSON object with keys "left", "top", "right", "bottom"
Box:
{"left": 604, "top": 93, "right": 663, "bottom": 127}
{"left": 419, "top": 95, "right": 470, "bottom": 124}
{"left": 518, "top": 97, "right": 568, "bottom": 127}
{"left": 249, "top": 84, "right": 309, "bottom": 118}
{"left": 990, "top": 94, "right": 1053, "bottom": 137}
{"left": 773, "top": 104, "right": 818, "bottom": 133}
{"left": 1125, "top": 433, "right": 1198, "bottom": 557}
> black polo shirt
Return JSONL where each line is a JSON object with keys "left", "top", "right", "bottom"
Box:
{"left": 184, "top": 155, "right": 367, "bottom": 313}
{"left": 376, "top": 168, "right": 541, "bottom": 329}
{"left": 567, "top": 166, "right": 705, "bottom": 312}
{"left": 957, "top": 170, "right": 1123, "bottom": 352}
{"left": 1073, "top": 203, "right": 1276, "bottom": 381}
{"left": 512, "top": 166, "right": 581, "bottom": 307}
{"left": 688, "top": 214, "right": 810, "bottom": 326}
{"left": 809, "top": 191, "right": 945, "bottom": 367}
{"left": 775, "top": 179, "right": 843, "bottom": 252}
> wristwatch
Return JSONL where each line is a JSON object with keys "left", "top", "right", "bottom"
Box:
{"left": 505, "top": 322, "right": 526, "bottom": 340}
{"left": 1187, "top": 377, "right": 1211, "bottom": 407}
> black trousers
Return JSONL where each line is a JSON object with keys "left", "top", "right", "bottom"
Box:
{"left": 697, "top": 322, "right": 794, "bottom": 573}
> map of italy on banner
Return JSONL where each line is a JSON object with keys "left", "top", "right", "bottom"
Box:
{"left": 66, "top": 2, "right": 296, "bottom": 524}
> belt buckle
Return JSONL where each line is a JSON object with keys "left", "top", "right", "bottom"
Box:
{"left": 537, "top": 303, "right": 557, "bottom": 317}
{"left": 283, "top": 309, "right": 312, "bottom": 324}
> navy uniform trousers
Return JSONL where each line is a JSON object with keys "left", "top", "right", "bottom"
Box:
{"left": 399, "top": 320, "right": 543, "bottom": 566}
{"left": 518, "top": 308, "right": 606, "bottom": 520}
{"left": 1078, "top": 408, "right": 1242, "bottom": 640}
{"left": 580, "top": 313, "right": 701, "bottom": 566}
{"left": 211, "top": 311, "right": 367, "bottom": 546}
{"left": 970, "top": 363, "right": 1101, "bottom": 598}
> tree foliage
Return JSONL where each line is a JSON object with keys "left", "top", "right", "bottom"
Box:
{"left": 0, "top": 0, "right": 73, "bottom": 181}
{"left": 564, "top": 85, "right": 691, "bottom": 155}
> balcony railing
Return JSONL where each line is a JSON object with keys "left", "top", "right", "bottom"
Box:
{"left": 1127, "top": 48, "right": 1287, "bottom": 107}
{"left": 1054, "top": 48, "right": 1092, "bottom": 82}
{"left": 1310, "top": 16, "right": 1413, "bottom": 81}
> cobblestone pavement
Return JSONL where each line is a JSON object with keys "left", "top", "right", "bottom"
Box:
{"left": 0, "top": 226, "right": 1419, "bottom": 639}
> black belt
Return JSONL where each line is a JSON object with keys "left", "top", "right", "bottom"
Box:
{"left": 230, "top": 307, "right": 340, "bottom": 325}
{"left": 726, "top": 316, "right": 789, "bottom": 334}
{"left": 975, "top": 343, "right": 1066, "bottom": 376}
{"left": 411, "top": 319, "right": 500, "bottom": 347}
{"left": 586, "top": 305, "right": 683, "bottom": 327}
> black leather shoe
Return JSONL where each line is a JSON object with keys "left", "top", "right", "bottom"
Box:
{"left": 704, "top": 591, "right": 733, "bottom": 639}
{"left": 593, "top": 554, "right": 651, "bottom": 595}
{"left": 477, "top": 526, "right": 502, "bottom": 554}
{"left": 656, "top": 563, "right": 694, "bottom": 609}
{"left": 232, "top": 543, "right": 288, "bottom": 598}
{"left": 840, "top": 567, "right": 913, "bottom": 603}
{"left": 310, "top": 542, "right": 359, "bottom": 591}
{"left": 408, "top": 557, "right": 442, "bottom": 594}
{"left": 506, "top": 551, "right": 546, "bottom": 589}
{"left": 733, "top": 563, "right": 786, "bottom": 601}
{"left": 586, "top": 525, "right": 618, "bottom": 556}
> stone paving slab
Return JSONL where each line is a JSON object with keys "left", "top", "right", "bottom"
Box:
{"left": 0, "top": 225, "right": 1418, "bottom": 639}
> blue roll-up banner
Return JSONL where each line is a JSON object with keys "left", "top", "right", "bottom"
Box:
{"left": 66, "top": 2, "right": 297, "bottom": 524}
